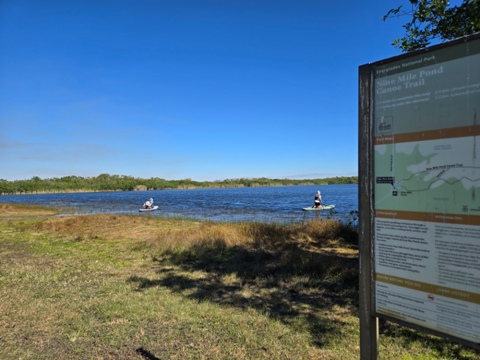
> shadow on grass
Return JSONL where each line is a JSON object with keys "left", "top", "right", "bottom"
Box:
{"left": 379, "top": 318, "right": 480, "bottom": 359}
{"left": 136, "top": 347, "right": 161, "bottom": 360}
{"left": 127, "top": 221, "right": 479, "bottom": 358}
{"left": 128, "top": 221, "right": 359, "bottom": 348}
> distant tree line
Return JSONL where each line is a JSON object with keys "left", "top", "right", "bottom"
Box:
{"left": 0, "top": 174, "right": 358, "bottom": 195}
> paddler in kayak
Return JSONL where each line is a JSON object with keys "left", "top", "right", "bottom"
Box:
{"left": 142, "top": 198, "right": 154, "bottom": 209}
{"left": 314, "top": 191, "right": 322, "bottom": 208}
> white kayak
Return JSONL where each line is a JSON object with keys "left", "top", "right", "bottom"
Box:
{"left": 302, "top": 205, "right": 335, "bottom": 211}
{"left": 139, "top": 206, "right": 159, "bottom": 212}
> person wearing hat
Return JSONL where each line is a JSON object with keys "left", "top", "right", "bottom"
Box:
{"left": 143, "top": 198, "right": 154, "bottom": 209}
{"left": 314, "top": 191, "right": 322, "bottom": 208}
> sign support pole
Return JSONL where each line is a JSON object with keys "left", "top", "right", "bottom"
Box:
{"left": 358, "top": 64, "right": 379, "bottom": 360}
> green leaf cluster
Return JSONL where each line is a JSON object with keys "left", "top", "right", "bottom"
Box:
{"left": 384, "top": 0, "right": 480, "bottom": 52}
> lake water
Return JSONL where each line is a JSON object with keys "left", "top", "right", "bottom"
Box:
{"left": 0, "top": 184, "right": 358, "bottom": 224}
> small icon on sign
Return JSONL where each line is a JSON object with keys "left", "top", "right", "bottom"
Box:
{"left": 377, "top": 115, "right": 393, "bottom": 135}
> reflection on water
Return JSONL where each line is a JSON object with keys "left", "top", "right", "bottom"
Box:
{"left": 0, "top": 184, "right": 358, "bottom": 224}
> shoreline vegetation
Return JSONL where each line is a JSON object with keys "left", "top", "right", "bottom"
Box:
{"left": 1, "top": 204, "right": 478, "bottom": 359}
{"left": 0, "top": 174, "right": 357, "bottom": 195}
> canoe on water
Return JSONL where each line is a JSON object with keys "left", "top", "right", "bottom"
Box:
{"left": 302, "top": 205, "right": 335, "bottom": 211}
{"left": 139, "top": 205, "right": 159, "bottom": 212}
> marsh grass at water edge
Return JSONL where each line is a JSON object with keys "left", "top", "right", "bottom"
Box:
{"left": 0, "top": 184, "right": 358, "bottom": 223}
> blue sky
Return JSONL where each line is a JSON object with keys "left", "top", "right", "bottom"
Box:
{"left": 1, "top": 0, "right": 410, "bottom": 181}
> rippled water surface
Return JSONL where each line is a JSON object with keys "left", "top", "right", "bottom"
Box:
{"left": 0, "top": 184, "right": 358, "bottom": 223}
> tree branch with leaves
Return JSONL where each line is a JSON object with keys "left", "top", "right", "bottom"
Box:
{"left": 384, "top": 0, "right": 480, "bottom": 52}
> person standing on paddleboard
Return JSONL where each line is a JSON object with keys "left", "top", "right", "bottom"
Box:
{"left": 314, "top": 191, "right": 322, "bottom": 208}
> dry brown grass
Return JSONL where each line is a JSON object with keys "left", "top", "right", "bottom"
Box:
{"left": 28, "top": 214, "right": 359, "bottom": 281}
{"left": 0, "top": 203, "right": 57, "bottom": 217}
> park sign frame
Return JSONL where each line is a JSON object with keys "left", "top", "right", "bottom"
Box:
{"left": 359, "top": 32, "right": 480, "bottom": 358}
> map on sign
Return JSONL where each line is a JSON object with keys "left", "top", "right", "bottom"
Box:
{"left": 375, "top": 136, "right": 480, "bottom": 215}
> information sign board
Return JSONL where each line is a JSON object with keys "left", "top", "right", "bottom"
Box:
{"left": 370, "top": 36, "right": 480, "bottom": 348}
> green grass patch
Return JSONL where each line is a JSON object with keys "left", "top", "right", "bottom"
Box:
{"left": 0, "top": 204, "right": 478, "bottom": 359}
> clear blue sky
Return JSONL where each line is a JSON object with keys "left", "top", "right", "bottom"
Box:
{"left": 0, "top": 0, "right": 410, "bottom": 182}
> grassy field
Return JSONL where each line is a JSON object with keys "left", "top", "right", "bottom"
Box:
{"left": 0, "top": 204, "right": 478, "bottom": 359}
